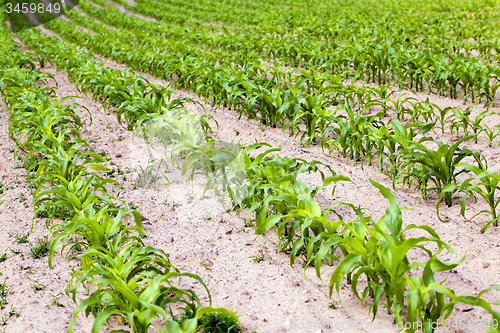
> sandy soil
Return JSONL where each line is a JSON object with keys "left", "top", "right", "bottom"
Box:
{"left": 1, "top": 22, "right": 500, "bottom": 333}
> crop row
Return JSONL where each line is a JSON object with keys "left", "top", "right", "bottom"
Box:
{"left": 15, "top": 18, "right": 500, "bottom": 332}
{"left": 0, "top": 15, "right": 240, "bottom": 333}
{"left": 128, "top": 0, "right": 499, "bottom": 48}
{"left": 41, "top": 6, "right": 500, "bottom": 232}
{"left": 75, "top": 1, "right": 500, "bottom": 143}
{"left": 9, "top": 0, "right": 500, "bottom": 105}
{"left": 59, "top": 2, "right": 500, "bottom": 143}
{"left": 121, "top": 0, "right": 500, "bottom": 103}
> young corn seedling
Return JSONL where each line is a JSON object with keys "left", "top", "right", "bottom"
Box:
{"left": 48, "top": 205, "right": 143, "bottom": 269}
{"left": 328, "top": 106, "right": 384, "bottom": 164}
{"left": 34, "top": 172, "right": 119, "bottom": 217}
{"left": 196, "top": 310, "right": 242, "bottom": 333}
{"left": 388, "top": 94, "right": 419, "bottom": 121}
{"left": 159, "top": 307, "right": 240, "bottom": 333}
{"left": 438, "top": 164, "right": 500, "bottom": 233}
{"left": 480, "top": 124, "right": 500, "bottom": 147}
{"left": 329, "top": 180, "right": 500, "bottom": 332}
{"left": 470, "top": 110, "right": 489, "bottom": 143}
{"left": 450, "top": 106, "right": 473, "bottom": 136}
{"left": 67, "top": 235, "right": 209, "bottom": 333}
{"left": 435, "top": 106, "right": 454, "bottom": 134}
{"left": 400, "top": 135, "right": 487, "bottom": 207}
{"left": 384, "top": 120, "right": 435, "bottom": 187}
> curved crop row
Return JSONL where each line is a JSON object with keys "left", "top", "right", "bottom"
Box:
{"left": 0, "top": 17, "right": 239, "bottom": 333}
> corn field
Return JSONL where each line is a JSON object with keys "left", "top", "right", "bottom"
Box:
{"left": 1, "top": 0, "right": 500, "bottom": 332}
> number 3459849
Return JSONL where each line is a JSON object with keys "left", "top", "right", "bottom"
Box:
{"left": 5, "top": 2, "right": 61, "bottom": 14}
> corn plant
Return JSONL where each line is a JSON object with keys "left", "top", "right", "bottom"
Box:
{"left": 297, "top": 90, "right": 336, "bottom": 146}
{"left": 435, "top": 106, "right": 454, "bottom": 134}
{"left": 68, "top": 234, "right": 209, "bottom": 333}
{"left": 399, "top": 135, "right": 487, "bottom": 207}
{"left": 7, "top": 94, "right": 87, "bottom": 150}
{"left": 470, "top": 110, "right": 489, "bottom": 143}
{"left": 327, "top": 105, "right": 384, "bottom": 163}
{"left": 34, "top": 173, "right": 119, "bottom": 217}
{"left": 48, "top": 205, "right": 143, "bottom": 269}
{"left": 160, "top": 307, "right": 240, "bottom": 333}
{"left": 243, "top": 144, "right": 349, "bottom": 264}
{"left": 25, "top": 132, "right": 110, "bottom": 191}
{"left": 481, "top": 124, "right": 500, "bottom": 147}
{"left": 329, "top": 180, "right": 499, "bottom": 332}
{"left": 450, "top": 106, "right": 473, "bottom": 136}
{"left": 438, "top": 165, "right": 500, "bottom": 233}
{"left": 0, "top": 68, "right": 54, "bottom": 99}
{"left": 383, "top": 120, "right": 435, "bottom": 187}
{"left": 387, "top": 94, "right": 419, "bottom": 121}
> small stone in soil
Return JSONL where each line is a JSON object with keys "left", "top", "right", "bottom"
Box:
{"left": 180, "top": 216, "right": 192, "bottom": 223}
{"left": 300, "top": 148, "right": 314, "bottom": 154}
{"left": 164, "top": 235, "right": 174, "bottom": 243}
{"left": 201, "top": 259, "right": 213, "bottom": 267}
